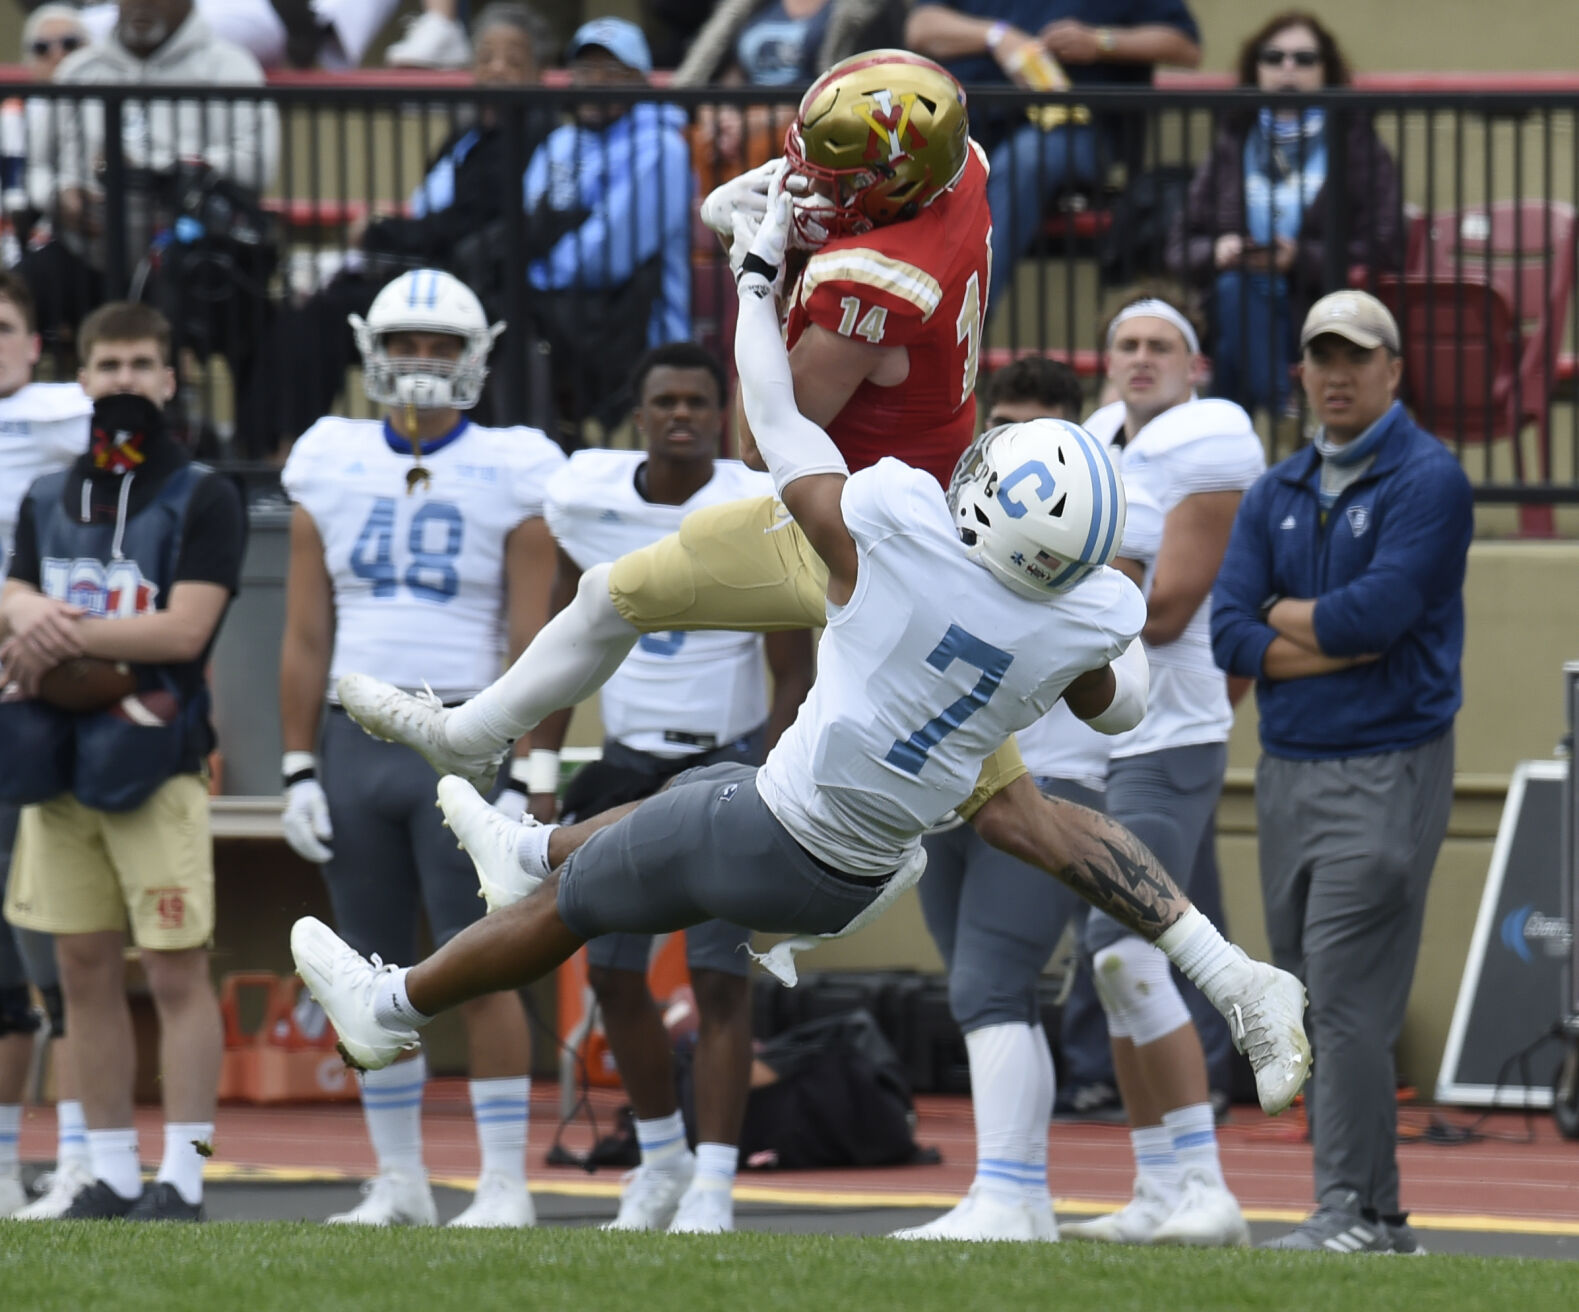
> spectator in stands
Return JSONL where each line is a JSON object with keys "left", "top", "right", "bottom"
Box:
{"left": 264, "top": 2, "right": 549, "bottom": 449}
{"left": 905, "top": 0, "right": 1201, "bottom": 317}
{"left": 519, "top": 18, "right": 694, "bottom": 435}
{"left": 3, "top": 7, "right": 91, "bottom": 264}
{"left": 21, "top": 5, "right": 87, "bottom": 77}
{"left": 20, "top": 0, "right": 280, "bottom": 412}
{"left": 1211, "top": 291, "right": 1471, "bottom": 1255}
{"left": 1166, "top": 12, "right": 1401, "bottom": 415}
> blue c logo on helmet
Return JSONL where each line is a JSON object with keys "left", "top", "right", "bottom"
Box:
{"left": 995, "top": 460, "right": 1058, "bottom": 519}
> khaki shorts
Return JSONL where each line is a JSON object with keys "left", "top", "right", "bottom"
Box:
{"left": 606, "top": 494, "right": 1026, "bottom": 815}
{"left": 3, "top": 774, "right": 215, "bottom": 950}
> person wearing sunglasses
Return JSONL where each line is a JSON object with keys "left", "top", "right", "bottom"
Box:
{"left": 21, "top": 6, "right": 90, "bottom": 80}
{"left": 1165, "top": 10, "right": 1401, "bottom": 416}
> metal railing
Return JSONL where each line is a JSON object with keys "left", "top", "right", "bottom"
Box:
{"left": 7, "top": 82, "right": 1577, "bottom": 515}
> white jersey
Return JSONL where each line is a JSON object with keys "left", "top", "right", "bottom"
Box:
{"left": 756, "top": 460, "right": 1145, "bottom": 877}
{"left": 0, "top": 383, "right": 92, "bottom": 578}
{"left": 1087, "top": 398, "right": 1265, "bottom": 756}
{"left": 545, "top": 449, "right": 775, "bottom": 758}
{"left": 281, "top": 417, "right": 565, "bottom": 701}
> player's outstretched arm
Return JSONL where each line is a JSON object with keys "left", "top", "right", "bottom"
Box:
{"left": 1062, "top": 639, "right": 1149, "bottom": 735}
{"left": 734, "top": 168, "right": 859, "bottom": 604}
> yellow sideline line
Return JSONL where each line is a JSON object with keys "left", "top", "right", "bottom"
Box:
{"left": 200, "top": 1163, "right": 1579, "bottom": 1236}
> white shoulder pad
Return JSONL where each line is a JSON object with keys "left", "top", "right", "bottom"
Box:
{"left": 5, "top": 382, "right": 92, "bottom": 422}
{"left": 1080, "top": 400, "right": 1127, "bottom": 449}
{"left": 280, "top": 417, "right": 377, "bottom": 503}
{"left": 839, "top": 458, "right": 943, "bottom": 549}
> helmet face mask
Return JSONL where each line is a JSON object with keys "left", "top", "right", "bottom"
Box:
{"left": 784, "top": 49, "right": 970, "bottom": 244}
{"left": 350, "top": 269, "right": 505, "bottom": 411}
{"left": 947, "top": 420, "right": 1127, "bottom": 600}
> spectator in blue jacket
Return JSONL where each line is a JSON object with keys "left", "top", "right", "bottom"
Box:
{"left": 521, "top": 18, "right": 694, "bottom": 433}
{"left": 1210, "top": 290, "right": 1473, "bottom": 1256}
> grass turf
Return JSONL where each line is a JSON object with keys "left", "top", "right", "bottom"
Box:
{"left": 4, "top": 1223, "right": 1576, "bottom": 1312}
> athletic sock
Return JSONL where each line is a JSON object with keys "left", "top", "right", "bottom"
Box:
{"left": 469, "top": 1076, "right": 529, "bottom": 1183}
{"left": 87, "top": 1127, "right": 142, "bottom": 1200}
{"left": 1130, "top": 1124, "right": 1180, "bottom": 1199}
{"left": 634, "top": 1111, "right": 690, "bottom": 1169}
{"left": 1155, "top": 908, "right": 1252, "bottom": 1014}
{"left": 693, "top": 1142, "right": 737, "bottom": 1190}
{"left": 0, "top": 1105, "right": 19, "bottom": 1174}
{"left": 359, "top": 1053, "right": 427, "bottom": 1177}
{"left": 447, "top": 566, "right": 638, "bottom": 750}
{"left": 373, "top": 967, "right": 432, "bottom": 1031}
{"left": 516, "top": 823, "right": 558, "bottom": 881}
{"left": 1024, "top": 1023, "right": 1056, "bottom": 1206}
{"left": 965, "top": 1023, "right": 1042, "bottom": 1206}
{"left": 1162, "top": 1102, "right": 1226, "bottom": 1188}
{"left": 156, "top": 1122, "right": 213, "bottom": 1205}
{"left": 56, "top": 1099, "right": 90, "bottom": 1169}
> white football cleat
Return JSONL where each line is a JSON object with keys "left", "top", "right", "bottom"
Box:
{"left": 604, "top": 1155, "right": 696, "bottom": 1231}
{"left": 13, "top": 1157, "right": 95, "bottom": 1219}
{"left": 447, "top": 1172, "right": 535, "bottom": 1228}
{"left": 336, "top": 674, "right": 506, "bottom": 792}
{"left": 290, "top": 916, "right": 421, "bottom": 1072}
{"left": 0, "top": 1167, "right": 25, "bottom": 1217}
{"left": 1149, "top": 1169, "right": 1251, "bottom": 1248}
{"left": 669, "top": 1178, "right": 734, "bottom": 1234}
{"left": 1060, "top": 1174, "right": 1176, "bottom": 1245}
{"left": 1222, "top": 955, "right": 1312, "bottom": 1115}
{"left": 436, "top": 775, "right": 543, "bottom": 912}
{"left": 890, "top": 1185, "right": 1056, "bottom": 1242}
{"left": 385, "top": 11, "right": 471, "bottom": 68}
{"left": 326, "top": 1169, "right": 437, "bottom": 1226}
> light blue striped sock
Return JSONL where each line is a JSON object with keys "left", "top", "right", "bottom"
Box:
{"left": 635, "top": 1111, "right": 689, "bottom": 1168}
{"left": 1163, "top": 1102, "right": 1225, "bottom": 1187}
{"left": 0, "top": 1104, "right": 19, "bottom": 1172}
{"left": 57, "top": 1099, "right": 90, "bottom": 1167}
{"left": 360, "top": 1052, "right": 427, "bottom": 1176}
{"left": 469, "top": 1076, "right": 529, "bottom": 1183}
{"left": 1131, "top": 1123, "right": 1181, "bottom": 1194}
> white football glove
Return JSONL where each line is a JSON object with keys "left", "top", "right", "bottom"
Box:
{"left": 699, "top": 157, "right": 781, "bottom": 240}
{"left": 741, "top": 161, "right": 794, "bottom": 282}
{"left": 492, "top": 786, "right": 528, "bottom": 823}
{"left": 282, "top": 778, "right": 334, "bottom": 863}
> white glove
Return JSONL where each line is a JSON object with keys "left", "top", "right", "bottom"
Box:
{"left": 739, "top": 162, "right": 793, "bottom": 284}
{"left": 282, "top": 778, "right": 334, "bottom": 863}
{"left": 493, "top": 787, "right": 528, "bottom": 823}
{"left": 700, "top": 157, "right": 782, "bottom": 239}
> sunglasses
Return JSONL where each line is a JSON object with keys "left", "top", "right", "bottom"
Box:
{"left": 1259, "top": 48, "right": 1321, "bottom": 68}
{"left": 30, "top": 34, "right": 84, "bottom": 58}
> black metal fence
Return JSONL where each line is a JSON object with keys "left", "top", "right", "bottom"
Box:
{"left": 9, "top": 81, "right": 1578, "bottom": 518}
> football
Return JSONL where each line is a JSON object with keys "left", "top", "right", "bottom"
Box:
{"left": 36, "top": 658, "right": 139, "bottom": 713}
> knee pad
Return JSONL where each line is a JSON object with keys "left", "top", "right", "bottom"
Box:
{"left": 40, "top": 984, "right": 64, "bottom": 1038}
{"left": 1091, "top": 938, "right": 1190, "bottom": 1046}
{"left": 0, "top": 983, "right": 40, "bottom": 1037}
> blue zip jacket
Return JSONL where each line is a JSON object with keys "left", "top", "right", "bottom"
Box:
{"left": 1210, "top": 401, "right": 1473, "bottom": 759}
{"left": 522, "top": 102, "right": 694, "bottom": 347}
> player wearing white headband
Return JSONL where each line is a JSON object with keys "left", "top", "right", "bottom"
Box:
{"left": 1061, "top": 289, "right": 1268, "bottom": 1249}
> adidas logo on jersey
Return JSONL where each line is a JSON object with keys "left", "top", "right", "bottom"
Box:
{"left": 1280, "top": 514, "right": 1297, "bottom": 531}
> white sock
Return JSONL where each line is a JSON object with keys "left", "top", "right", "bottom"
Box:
{"left": 1130, "top": 1124, "right": 1180, "bottom": 1199}
{"left": 57, "top": 1099, "right": 90, "bottom": 1167}
{"left": 1025, "top": 1024, "right": 1056, "bottom": 1205}
{"left": 1162, "top": 1103, "right": 1225, "bottom": 1188}
{"left": 516, "top": 823, "right": 558, "bottom": 881}
{"left": 156, "top": 1122, "right": 213, "bottom": 1205}
{"left": 446, "top": 563, "right": 638, "bottom": 751}
{"left": 634, "top": 1110, "right": 690, "bottom": 1169}
{"left": 469, "top": 1076, "right": 529, "bottom": 1184}
{"left": 0, "top": 1105, "right": 19, "bottom": 1173}
{"left": 373, "top": 967, "right": 432, "bottom": 1031}
{"left": 693, "top": 1141, "right": 737, "bottom": 1190}
{"left": 1154, "top": 908, "right": 1253, "bottom": 1014}
{"left": 965, "top": 1023, "right": 1043, "bottom": 1206}
{"left": 359, "top": 1053, "right": 427, "bottom": 1177}
{"left": 87, "top": 1127, "right": 142, "bottom": 1200}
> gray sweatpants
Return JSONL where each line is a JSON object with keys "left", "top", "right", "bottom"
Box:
{"left": 1257, "top": 730, "right": 1455, "bottom": 1217}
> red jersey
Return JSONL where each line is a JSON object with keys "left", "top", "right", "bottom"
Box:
{"left": 785, "top": 141, "right": 992, "bottom": 489}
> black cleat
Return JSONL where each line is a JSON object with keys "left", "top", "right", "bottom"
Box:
{"left": 60, "top": 1179, "right": 141, "bottom": 1220}
{"left": 126, "top": 1181, "right": 205, "bottom": 1222}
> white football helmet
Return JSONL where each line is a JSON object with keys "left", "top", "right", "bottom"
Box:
{"left": 947, "top": 419, "right": 1127, "bottom": 599}
{"left": 350, "top": 269, "right": 505, "bottom": 410}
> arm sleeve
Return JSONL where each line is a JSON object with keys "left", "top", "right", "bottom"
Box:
{"left": 173, "top": 473, "right": 247, "bottom": 594}
{"left": 1311, "top": 459, "right": 1474, "bottom": 657}
{"left": 1208, "top": 479, "right": 1278, "bottom": 677}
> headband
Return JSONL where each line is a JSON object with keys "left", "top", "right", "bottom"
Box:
{"left": 1106, "top": 299, "right": 1200, "bottom": 356}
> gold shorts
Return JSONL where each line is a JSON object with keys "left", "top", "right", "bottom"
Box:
{"left": 606, "top": 494, "right": 1027, "bottom": 813}
{"left": 4, "top": 774, "right": 215, "bottom": 950}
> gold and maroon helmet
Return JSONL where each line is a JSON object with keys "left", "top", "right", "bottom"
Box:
{"left": 784, "top": 49, "right": 970, "bottom": 242}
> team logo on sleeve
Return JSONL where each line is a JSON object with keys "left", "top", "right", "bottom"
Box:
{"left": 854, "top": 90, "right": 929, "bottom": 166}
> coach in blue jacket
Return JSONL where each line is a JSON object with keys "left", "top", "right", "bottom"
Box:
{"left": 1210, "top": 290, "right": 1472, "bottom": 1255}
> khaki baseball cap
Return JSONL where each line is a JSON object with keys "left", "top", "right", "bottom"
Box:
{"left": 1299, "top": 290, "right": 1401, "bottom": 353}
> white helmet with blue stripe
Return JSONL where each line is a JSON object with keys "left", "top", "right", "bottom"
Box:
{"left": 350, "top": 268, "right": 505, "bottom": 410}
{"left": 947, "top": 418, "right": 1126, "bottom": 599}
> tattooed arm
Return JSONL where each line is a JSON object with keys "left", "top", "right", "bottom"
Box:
{"left": 969, "top": 773, "right": 1192, "bottom": 938}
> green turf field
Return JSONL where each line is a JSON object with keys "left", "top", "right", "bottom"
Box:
{"left": 4, "top": 1224, "right": 1577, "bottom": 1312}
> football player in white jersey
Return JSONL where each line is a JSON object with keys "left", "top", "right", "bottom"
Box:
{"left": 537, "top": 343, "right": 812, "bottom": 1233}
{"left": 0, "top": 270, "right": 94, "bottom": 1218}
{"left": 277, "top": 268, "right": 565, "bottom": 1229}
{"left": 292, "top": 182, "right": 1313, "bottom": 1186}
{"left": 1059, "top": 291, "right": 1267, "bottom": 1249}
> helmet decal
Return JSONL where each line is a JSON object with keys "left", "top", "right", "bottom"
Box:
{"left": 854, "top": 90, "right": 930, "bottom": 166}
